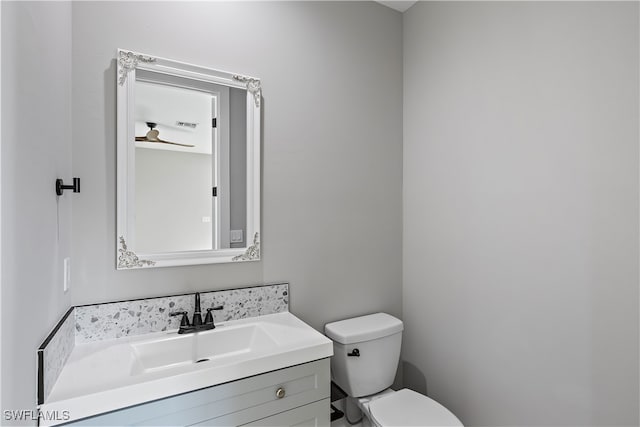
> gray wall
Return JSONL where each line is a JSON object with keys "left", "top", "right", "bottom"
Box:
{"left": 1, "top": 1, "right": 73, "bottom": 419}
{"left": 71, "top": 2, "right": 403, "bottom": 331}
{"left": 403, "top": 2, "right": 639, "bottom": 426}
{"left": 229, "top": 87, "right": 247, "bottom": 248}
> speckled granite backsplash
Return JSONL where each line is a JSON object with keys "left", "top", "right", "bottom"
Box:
{"left": 38, "top": 308, "right": 75, "bottom": 405}
{"left": 75, "top": 283, "right": 289, "bottom": 343}
{"left": 38, "top": 283, "right": 289, "bottom": 404}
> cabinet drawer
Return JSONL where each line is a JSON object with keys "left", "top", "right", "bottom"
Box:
{"left": 240, "top": 399, "right": 330, "bottom": 427}
{"left": 64, "top": 359, "right": 329, "bottom": 426}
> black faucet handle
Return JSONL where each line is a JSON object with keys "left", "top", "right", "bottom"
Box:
{"left": 204, "top": 306, "right": 224, "bottom": 324}
{"left": 169, "top": 311, "right": 191, "bottom": 327}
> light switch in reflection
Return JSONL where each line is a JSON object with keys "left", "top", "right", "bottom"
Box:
{"left": 202, "top": 216, "right": 211, "bottom": 223}
{"left": 230, "top": 230, "right": 244, "bottom": 243}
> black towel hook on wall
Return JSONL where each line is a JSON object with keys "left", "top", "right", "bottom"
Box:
{"left": 56, "top": 177, "right": 80, "bottom": 196}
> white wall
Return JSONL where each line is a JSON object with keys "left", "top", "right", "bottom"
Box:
{"left": 1, "top": 1, "right": 73, "bottom": 420}
{"left": 135, "top": 149, "right": 213, "bottom": 253}
{"left": 71, "top": 2, "right": 403, "bottom": 331}
{"left": 403, "top": 2, "right": 639, "bottom": 426}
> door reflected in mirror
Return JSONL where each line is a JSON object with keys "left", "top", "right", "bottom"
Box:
{"left": 134, "top": 80, "right": 247, "bottom": 253}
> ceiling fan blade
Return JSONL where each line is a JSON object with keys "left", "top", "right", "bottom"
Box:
{"left": 135, "top": 125, "right": 195, "bottom": 147}
{"left": 156, "top": 138, "right": 195, "bottom": 148}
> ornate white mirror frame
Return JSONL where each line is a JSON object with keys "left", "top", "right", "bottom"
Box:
{"left": 116, "top": 49, "right": 261, "bottom": 269}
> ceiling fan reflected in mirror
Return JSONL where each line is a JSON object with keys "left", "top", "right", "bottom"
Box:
{"left": 135, "top": 122, "right": 195, "bottom": 147}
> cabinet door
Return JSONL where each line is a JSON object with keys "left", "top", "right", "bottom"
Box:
{"left": 240, "top": 399, "right": 330, "bottom": 427}
{"left": 62, "top": 359, "right": 329, "bottom": 427}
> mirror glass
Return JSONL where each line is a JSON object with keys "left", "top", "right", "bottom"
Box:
{"left": 117, "top": 50, "right": 261, "bottom": 268}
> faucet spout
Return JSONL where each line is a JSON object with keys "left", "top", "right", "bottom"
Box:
{"left": 192, "top": 292, "right": 203, "bottom": 326}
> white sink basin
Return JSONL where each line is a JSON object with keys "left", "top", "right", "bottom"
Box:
{"left": 40, "top": 312, "right": 333, "bottom": 426}
{"left": 131, "top": 323, "right": 278, "bottom": 374}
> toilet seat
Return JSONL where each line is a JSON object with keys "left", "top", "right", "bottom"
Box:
{"left": 368, "top": 389, "right": 463, "bottom": 426}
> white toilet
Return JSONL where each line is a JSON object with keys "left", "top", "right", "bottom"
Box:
{"left": 325, "top": 313, "right": 463, "bottom": 426}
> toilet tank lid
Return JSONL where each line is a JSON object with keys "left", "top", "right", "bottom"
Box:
{"left": 324, "top": 313, "right": 403, "bottom": 344}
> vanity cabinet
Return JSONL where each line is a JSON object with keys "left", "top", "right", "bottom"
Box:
{"left": 62, "top": 359, "right": 329, "bottom": 427}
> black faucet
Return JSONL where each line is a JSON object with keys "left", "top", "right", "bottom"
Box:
{"left": 193, "top": 292, "right": 203, "bottom": 327}
{"left": 169, "top": 292, "right": 224, "bottom": 334}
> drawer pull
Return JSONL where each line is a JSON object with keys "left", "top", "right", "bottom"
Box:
{"left": 276, "top": 387, "right": 286, "bottom": 399}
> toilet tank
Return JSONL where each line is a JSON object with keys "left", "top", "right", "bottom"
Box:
{"left": 324, "top": 313, "right": 403, "bottom": 398}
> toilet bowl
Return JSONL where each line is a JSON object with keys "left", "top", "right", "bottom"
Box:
{"left": 325, "top": 313, "right": 463, "bottom": 426}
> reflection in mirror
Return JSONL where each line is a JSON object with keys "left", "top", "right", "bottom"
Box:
{"left": 117, "top": 50, "right": 260, "bottom": 268}
{"left": 134, "top": 77, "right": 247, "bottom": 253}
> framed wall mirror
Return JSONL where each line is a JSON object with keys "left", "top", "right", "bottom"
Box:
{"left": 116, "top": 49, "right": 261, "bottom": 269}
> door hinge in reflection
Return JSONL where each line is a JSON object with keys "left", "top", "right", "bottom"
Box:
{"left": 212, "top": 118, "right": 217, "bottom": 128}
{"left": 212, "top": 187, "right": 217, "bottom": 197}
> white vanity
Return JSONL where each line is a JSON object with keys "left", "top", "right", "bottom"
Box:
{"left": 37, "top": 285, "right": 333, "bottom": 426}
{"left": 40, "top": 312, "right": 332, "bottom": 426}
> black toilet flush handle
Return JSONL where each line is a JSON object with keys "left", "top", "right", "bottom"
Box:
{"left": 347, "top": 348, "right": 360, "bottom": 357}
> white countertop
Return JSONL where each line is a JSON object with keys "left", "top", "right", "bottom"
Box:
{"left": 39, "top": 312, "right": 333, "bottom": 425}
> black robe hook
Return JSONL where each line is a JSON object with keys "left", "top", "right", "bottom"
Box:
{"left": 56, "top": 178, "right": 80, "bottom": 196}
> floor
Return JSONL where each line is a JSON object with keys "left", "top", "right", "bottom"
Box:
{"left": 331, "top": 416, "right": 363, "bottom": 427}
{"left": 331, "top": 399, "right": 364, "bottom": 427}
